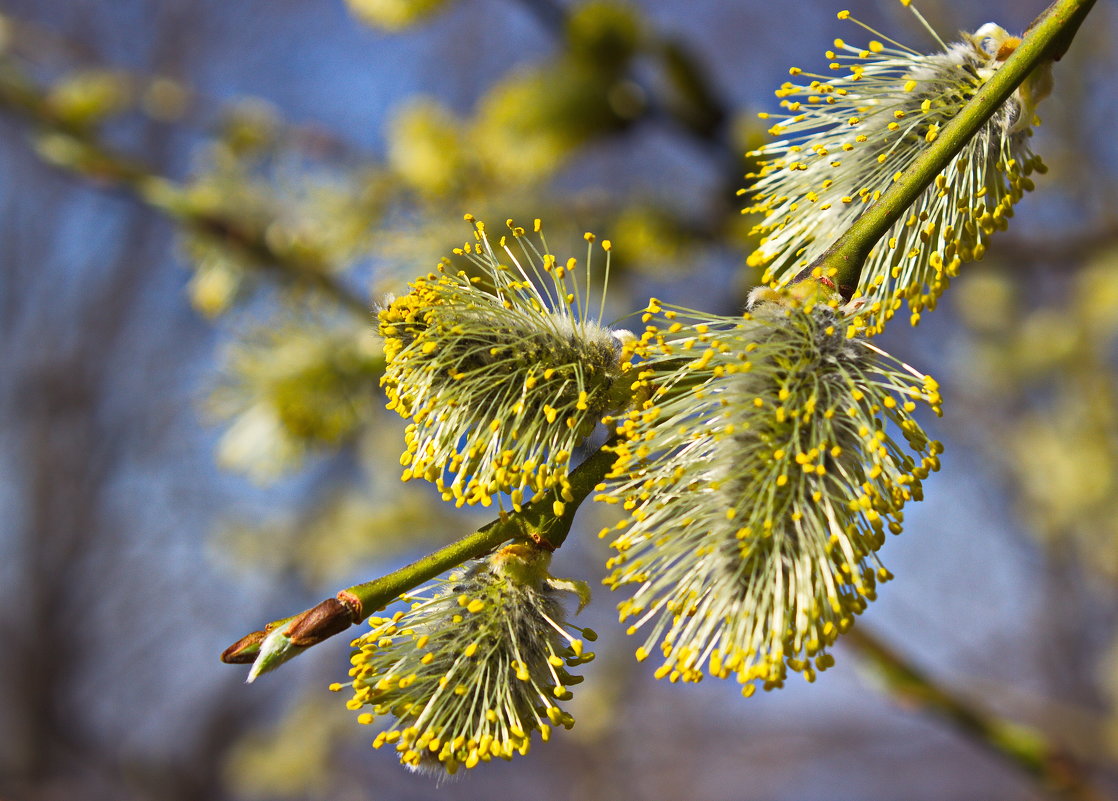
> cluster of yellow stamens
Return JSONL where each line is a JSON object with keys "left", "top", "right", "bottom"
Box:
{"left": 742, "top": 3, "right": 1051, "bottom": 334}
{"left": 378, "top": 216, "right": 632, "bottom": 510}
{"left": 598, "top": 282, "right": 942, "bottom": 692}
{"left": 333, "top": 543, "right": 594, "bottom": 774}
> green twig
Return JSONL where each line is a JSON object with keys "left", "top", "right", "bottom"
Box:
{"left": 844, "top": 626, "right": 1110, "bottom": 801}
{"left": 809, "top": 0, "right": 1097, "bottom": 293}
{"left": 221, "top": 441, "right": 618, "bottom": 678}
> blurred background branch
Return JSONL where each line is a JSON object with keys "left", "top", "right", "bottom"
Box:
{"left": 845, "top": 625, "right": 1110, "bottom": 801}
{"left": 0, "top": 54, "right": 372, "bottom": 317}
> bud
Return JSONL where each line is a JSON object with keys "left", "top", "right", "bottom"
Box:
{"left": 46, "top": 69, "right": 131, "bottom": 128}
{"left": 239, "top": 599, "right": 358, "bottom": 681}
{"left": 344, "top": 0, "right": 449, "bottom": 31}
{"left": 221, "top": 629, "right": 267, "bottom": 664}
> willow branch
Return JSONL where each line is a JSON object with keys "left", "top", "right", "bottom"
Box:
{"left": 845, "top": 626, "right": 1109, "bottom": 801}
{"left": 0, "top": 60, "right": 371, "bottom": 318}
{"left": 221, "top": 440, "right": 618, "bottom": 678}
{"left": 810, "top": 0, "right": 1097, "bottom": 292}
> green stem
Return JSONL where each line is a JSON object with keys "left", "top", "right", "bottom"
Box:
{"left": 223, "top": 440, "right": 618, "bottom": 674}
{"left": 812, "top": 0, "right": 1097, "bottom": 292}
{"left": 343, "top": 440, "right": 615, "bottom": 611}
{"left": 845, "top": 626, "right": 1109, "bottom": 801}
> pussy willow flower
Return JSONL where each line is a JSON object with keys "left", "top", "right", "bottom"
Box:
{"left": 743, "top": 3, "right": 1052, "bottom": 334}
{"left": 599, "top": 282, "right": 942, "bottom": 693}
{"left": 332, "top": 543, "right": 595, "bottom": 774}
{"left": 379, "top": 216, "right": 633, "bottom": 510}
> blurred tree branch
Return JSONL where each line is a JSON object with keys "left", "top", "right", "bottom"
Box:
{"left": 0, "top": 57, "right": 371, "bottom": 318}
{"left": 845, "top": 625, "right": 1112, "bottom": 801}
